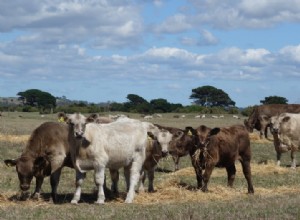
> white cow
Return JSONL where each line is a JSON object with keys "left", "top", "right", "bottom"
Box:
{"left": 65, "top": 113, "right": 147, "bottom": 204}
{"left": 109, "top": 121, "right": 173, "bottom": 193}
{"left": 271, "top": 113, "right": 300, "bottom": 168}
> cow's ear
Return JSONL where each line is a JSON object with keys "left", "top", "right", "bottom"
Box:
{"left": 4, "top": 159, "right": 17, "bottom": 167}
{"left": 57, "top": 112, "right": 68, "bottom": 123}
{"left": 147, "top": 131, "right": 157, "bottom": 140}
{"left": 209, "top": 128, "right": 220, "bottom": 136}
{"left": 185, "top": 127, "right": 195, "bottom": 136}
{"left": 282, "top": 116, "right": 290, "bottom": 123}
{"left": 86, "top": 113, "right": 98, "bottom": 123}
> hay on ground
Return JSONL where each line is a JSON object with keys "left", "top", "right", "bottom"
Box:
{"left": 0, "top": 134, "right": 29, "bottom": 143}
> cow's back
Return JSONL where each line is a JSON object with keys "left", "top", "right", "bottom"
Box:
{"left": 209, "top": 125, "right": 250, "bottom": 165}
{"left": 78, "top": 121, "right": 147, "bottom": 169}
{"left": 257, "top": 104, "right": 300, "bottom": 116}
{"left": 25, "top": 122, "right": 71, "bottom": 169}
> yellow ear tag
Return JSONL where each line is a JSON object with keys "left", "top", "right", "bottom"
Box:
{"left": 187, "top": 130, "right": 192, "bottom": 136}
{"left": 58, "top": 117, "right": 65, "bottom": 123}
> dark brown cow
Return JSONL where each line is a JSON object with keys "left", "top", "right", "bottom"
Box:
{"left": 4, "top": 122, "right": 73, "bottom": 203}
{"left": 192, "top": 124, "right": 254, "bottom": 194}
{"left": 138, "top": 132, "right": 166, "bottom": 192}
{"left": 155, "top": 124, "right": 206, "bottom": 187}
{"left": 244, "top": 104, "right": 300, "bottom": 139}
{"left": 154, "top": 124, "right": 195, "bottom": 171}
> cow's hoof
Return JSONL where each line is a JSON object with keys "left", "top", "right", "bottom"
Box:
{"left": 71, "top": 200, "right": 78, "bottom": 204}
{"left": 95, "top": 200, "right": 105, "bottom": 204}
{"left": 124, "top": 198, "right": 133, "bottom": 203}
{"left": 31, "top": 193, "right": 40, "bottom": 200}
{"left": 201, "top": 188, "right": 208, "bottom": 193}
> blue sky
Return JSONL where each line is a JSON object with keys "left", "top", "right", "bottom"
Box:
{"left": 1, "top": 0, "right": 300, "bottom": 107}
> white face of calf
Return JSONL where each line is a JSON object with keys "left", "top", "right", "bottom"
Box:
{"left": 157, "top": 130, "right": 172, "bottom": 157}
{"left": 270, "top": 114, "right": 291, "bottom": 135}
{"left": 67, "top": 113, "right": 87, "bottom": 139}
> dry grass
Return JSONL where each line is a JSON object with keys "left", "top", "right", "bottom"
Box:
{"left": 0, "top": 134, "right": 29, "bottom": 144}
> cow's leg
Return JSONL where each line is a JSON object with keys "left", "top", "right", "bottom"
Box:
{"left": 226, "top": 163, "right": 236, "bottom": 187}
{"left": 172, "top": 155, "right": 180, "bottom": 171}
{"left": 201, "top": 165, "right": 214, "bottom": 192}
{"left": 273, "top": 136, "right": 282, "bottom": 166}
{"left": 94, "top": 167, "right": 106, "bottom": 204}
{"left": 124, "top": 166, "right": 131, "bottom": 192}
{"left": 147, "top": 168, "right": 155, "bottom": 192}
{"left": 190, "top": 155, "right": 203, "bottom": 189}
{"left": 50, "top": 168, "right": 62, "bottom": 203}
{"left": 31, "top": 176, "right": 44, "bottom": 200}
{"left": 109, "top": 169, "right": 119, "bottom": 196}
{"left": 291, "top": 151, "right": 297, "bottom": 169}
{"left": 264, "top": 126, "right": 268, "bottom": 139}
{"left": 71, "top": 171, "right": 86, "bottom": 204}
{"left": 240, "top": 160, "right": 254, "bottom": 194}
{"left": 138, "top": 169, "right": 146, "bottom": 193}
{"left": 259, "top": 130, "right": 264, "bottom": 139}
{"left": 125, "top": 159, "right": 143, "bottom": 203}
{"left": 276, "top": 152, "right": 282, "bottom": 166}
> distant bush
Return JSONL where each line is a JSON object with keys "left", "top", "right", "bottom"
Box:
{"left": 241, "top": 106, "right": 255, "bottom": 117}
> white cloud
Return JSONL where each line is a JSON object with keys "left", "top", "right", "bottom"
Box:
{"left": 279, "top": 45, "right": 300, "bottom": 63}
{"left": 186, "top": 0, "right": 300, "bottom": 29}
{"left": 0, "top": 1, "right": 143, "bottom": 48}
{"left": 153, "top": 14, "right": 191, "bottom": 33}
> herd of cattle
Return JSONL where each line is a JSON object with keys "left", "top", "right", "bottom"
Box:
{"left": 3, "top": 104, "right": 300, "bottom": 204}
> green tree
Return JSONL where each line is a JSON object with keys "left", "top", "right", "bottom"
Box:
{"left": 260, "top": 96, "right": 288, "bottom": 104}
{"left": 124, "top": 94, "right": 151, "bottom": 113}
{"left": 17, "top": 89, "right": 56, "bottom": 112}
{"left": 190, "top": 85, "right": 235, "bottom": 107}
{"left": 150, "top": 98, "right": 171, "bottom": 113}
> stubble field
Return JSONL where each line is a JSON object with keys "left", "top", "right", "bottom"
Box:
{"left": 0, "top": 112, "right": 299, "bottom": 220}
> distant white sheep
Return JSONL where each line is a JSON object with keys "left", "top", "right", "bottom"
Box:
{"left": 144, "top": 115, "right": 153, "bottom": 120}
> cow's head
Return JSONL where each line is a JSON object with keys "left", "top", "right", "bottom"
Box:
{"left": 183, "top": 126, "right": 200, "bottom": 148}
{"left": 147, "top": 131, "right": 163, "bottom": 156}
{"left": 4, "top": 156, "right": 50, "bottom": 194}
{"left": 270, "top": 114, "right": 291, "bottom": 135}
{"left": 244, "top": 119, "right": 254, "bottom": 132}
{"left": 196, "top": 125, "right": 211, "bottom": 146}
{"left": 86, "top": 113, "right": 99, "bottom": 123}
{"left": 59, "top": 112, "right": 87, "bottom": 139}
{"left": 156, "top": 129, "right": 173, "bottom": 157}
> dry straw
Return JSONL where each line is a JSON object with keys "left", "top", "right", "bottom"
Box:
{"left": 0, "top": 134, "right": 29, "bottom": 144}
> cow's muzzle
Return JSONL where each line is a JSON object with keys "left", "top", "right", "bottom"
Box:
{"left": 162, "top": 151, "right": 169, "bottom": 157}
{"left": 271, "top": 128, "right": 279, "bottom": 134}
{"left": 75, "top": 131, "right": 84, "bottom": 139}
{"left": 20, "top": 183, "right": 30, "bottom": 191}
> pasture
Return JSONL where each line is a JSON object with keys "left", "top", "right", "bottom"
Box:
{"left": 0, "top": 112, "right": 300, "bottom": 219}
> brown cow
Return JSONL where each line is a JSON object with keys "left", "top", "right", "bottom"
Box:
{"left": 138, "top": 132, "right": 168, "bottom": 192}
{"left": 244, "top": 104, "right": 300, "bottom": 139}
{"left": 193, "top": 124, "right": 254, "bottom": 194}
{"left": 154, "top": 124, "right": 195, "bottom": 171}
{"left": 4, "top": 122, "right": 73, "bottom": 203}
{"left": 155, "top": 124, "right": 206, "bottom": 187}
{"left": 86, "top": 113, "right": 114, "bottom": 124}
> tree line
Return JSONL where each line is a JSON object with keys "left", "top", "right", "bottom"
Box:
{"left": 0, "top": 86, "right": 289, "bottom": 116}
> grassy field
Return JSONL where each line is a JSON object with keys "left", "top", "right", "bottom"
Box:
{"left": 0, "top": 112, "right": 300, "bottom": 219}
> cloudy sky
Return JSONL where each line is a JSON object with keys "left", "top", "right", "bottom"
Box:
{"left": 1, "top": 0, "right": 300, "bottom": 107}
